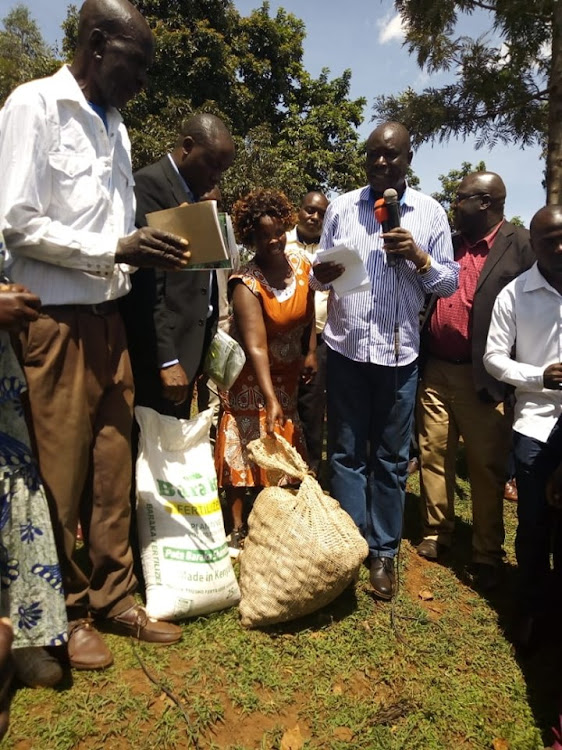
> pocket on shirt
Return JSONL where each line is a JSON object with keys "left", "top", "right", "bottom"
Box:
{"left": 48, "top": 152, "right": 96, "bottom": 216}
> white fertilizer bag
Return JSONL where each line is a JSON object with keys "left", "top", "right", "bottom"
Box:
{"left": 135, "top": 406, "right": 240, "bottom": 620}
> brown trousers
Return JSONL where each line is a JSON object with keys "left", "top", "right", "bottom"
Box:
{"left": 19, "top": 304, "right": 137, "bottom": 619}
{"left": 417, "top": 357, "right": 511, "bottom": 565}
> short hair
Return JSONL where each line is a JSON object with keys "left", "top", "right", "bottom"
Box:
{"left": 176, "top": 113, "right": 232, "bottom": 148}
{"left": 232, "top": 189, "right": 296, "bottom": 247}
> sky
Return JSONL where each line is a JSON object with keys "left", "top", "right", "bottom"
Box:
{"left": 8, "top": 0, "right": 546, "bottom": 226}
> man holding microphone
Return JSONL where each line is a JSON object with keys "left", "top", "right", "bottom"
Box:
{"left": 313, "top": 121, "right": 458, "bottom": 600}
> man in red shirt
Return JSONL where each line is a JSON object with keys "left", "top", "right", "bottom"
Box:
{"left": 416, "top": 171, "right": 534, "bottom": 589}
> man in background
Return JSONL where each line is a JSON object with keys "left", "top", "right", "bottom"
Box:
{"left": 286, "top": 191, "right": 330, "bottom": 475}
{"left": 484, "top": 204, "right": 562, "bottom": 645}
{"left": 417, "top": 172, "right": 534, "bottom": 590}
{"left": 120, "top": 114, "right": 235, "bottom": 418}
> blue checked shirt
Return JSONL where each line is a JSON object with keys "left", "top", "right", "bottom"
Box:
{"left": 317, "top": 185, "right": 459, "bottom": 366}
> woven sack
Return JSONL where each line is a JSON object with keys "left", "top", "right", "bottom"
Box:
{"left": 239, "top": 434, "right": 368, "bottom": 627}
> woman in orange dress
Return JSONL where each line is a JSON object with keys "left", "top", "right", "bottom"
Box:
{"left": 215, "top": 189, "right": 316, "bottom": 555}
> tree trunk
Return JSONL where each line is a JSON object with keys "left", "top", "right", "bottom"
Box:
{"left": 547, "top": 1, "right": 562, "bottom": 203}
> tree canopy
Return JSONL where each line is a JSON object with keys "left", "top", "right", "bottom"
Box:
{"left": 373, "top": 0, "right": 559, "bottom": 201}
{"left": 431, "top": 160, "right": 524, "bottom": 227}
{"left": 0, "top": 4, "right": 58, "bottom": 104}
{"left": 61, "top": 0, "right": 366, "bottom": 207}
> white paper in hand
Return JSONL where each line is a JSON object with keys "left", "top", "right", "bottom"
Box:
{"left": 315, "top": 244, "right": 371, "bottom": 297}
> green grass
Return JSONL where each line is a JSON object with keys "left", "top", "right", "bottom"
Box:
{"left": 4, "top": 471, "right": 559, "bottom": 750}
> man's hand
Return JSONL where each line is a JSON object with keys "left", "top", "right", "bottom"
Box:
{"left": 546, "top": 462, "right": 562, "bottom": 509}
{"left": 381, "top": 227, "right": 427, "bottom": 268}
{"left": 265, "top": 397, "right": 285, "bottom": 435}
{"left": 0, "top": 285, "right": 41, "bottom": 331}
{"left": 313, "top": 261, "right": 345, "bottom": 285}
{"left": 543, "top": 363, "right": 562, "bottom": 390}
{"left": 160, "top": 363, "right": 189, "bottom": 405}
{"left": 301, "top": 351, "right": 317, "bottom": 385}
{"left": 116, "top": 227, "right": 190, "bottom": 270}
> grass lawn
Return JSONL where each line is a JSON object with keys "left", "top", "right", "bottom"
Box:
{"left": 4, "top": 471, "right": 560, "bottom": 750}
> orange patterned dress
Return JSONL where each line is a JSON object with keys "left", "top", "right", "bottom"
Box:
{"left": 215, "top": 249, "right": 314, "bottom": 488}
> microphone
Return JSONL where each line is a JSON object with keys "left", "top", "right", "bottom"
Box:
{"left": 383, "top": 188, "right": 401, "bottom": 231}
{"left": 375, "top": 188, "right": 401, "bottom": 267}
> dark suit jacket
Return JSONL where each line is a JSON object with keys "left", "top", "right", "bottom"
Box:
{"left": 423, "top": 221, "right": 535, "bottom": 403}
{"left": 119, "top": 155, "right": 217, "bottom": 412}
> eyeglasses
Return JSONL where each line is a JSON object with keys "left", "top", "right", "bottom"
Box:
{"left": 453, "top": 192, "right": 488, "bottom": 204}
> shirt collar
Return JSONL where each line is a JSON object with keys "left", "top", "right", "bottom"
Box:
{"left": 358, "top": 183, "right": 413, "bottom": 207}
{"left": 54, "top": 65, "right": 123, "bottom": 126}
{"left": 523, "top": 261, "right": 562, "bottom": 297}
{"left": 288, "top": 225, "right": 320, "bottom": 248}
{"left": 459, "top": 219, "right": 505, "bottom": 253}
{"left": 167, "top": 153, "right": 196, "bottom": 203}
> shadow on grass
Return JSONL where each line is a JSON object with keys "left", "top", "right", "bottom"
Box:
{"left": 403, "top": 464, "right": 562, "bottom": 748}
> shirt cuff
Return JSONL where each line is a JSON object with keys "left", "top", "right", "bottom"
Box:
{"left": 160, "top": 359, "right": 180, "bottom": 369}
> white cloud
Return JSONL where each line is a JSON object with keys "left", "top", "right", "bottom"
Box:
{"left": 377, "top": 13, "right": 407, "bottom": 45}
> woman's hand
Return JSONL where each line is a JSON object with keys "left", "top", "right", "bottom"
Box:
{"left": 301, "top": 351, "right": 317, "bottom": 385}
{"left": 0, "top": 285, "right": 41, "bottom": 331}
{"left": 265, "top": 397, "right": 285, "bottom": 435}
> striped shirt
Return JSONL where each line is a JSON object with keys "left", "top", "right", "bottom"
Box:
{"left": 318, "top": 185, "right": 458, "bottom": 366}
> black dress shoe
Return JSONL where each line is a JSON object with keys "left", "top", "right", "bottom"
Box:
{"left": 470, "top": 563, "right": 503, "bottom": 592}
{"left": 369, "top": 557, "right": 395, "bottom": 600}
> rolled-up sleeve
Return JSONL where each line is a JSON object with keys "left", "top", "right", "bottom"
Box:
{"left": 418, "top": 208, "right": 459, "bottom": 297}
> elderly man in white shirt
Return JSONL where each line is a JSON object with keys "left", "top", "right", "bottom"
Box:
{"left": 0, "top": 0, "right": 191, "bottom": 671}
{"left": 484, "top": 204, "right": 562, "bottom": 646}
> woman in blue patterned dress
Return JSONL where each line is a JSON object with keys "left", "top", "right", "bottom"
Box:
{"left": 0, "top": 238, "right": 67, "bottom": 689}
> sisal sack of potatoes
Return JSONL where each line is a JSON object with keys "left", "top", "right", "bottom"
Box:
{"left": 238, "top": 434, "right": 368, "bottom": 628}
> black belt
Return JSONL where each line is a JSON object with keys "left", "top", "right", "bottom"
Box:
{"left": 431, "top": 354, "right": 471, "bottom": 365}
{"left": 43, "top": 301, "right": 118, "bottom": 316}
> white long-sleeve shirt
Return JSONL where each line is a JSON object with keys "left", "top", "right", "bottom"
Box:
{"left": 0, "top": 65, "right": 135, "bottom": 305}
{"left": 484, "top": 262, "right": 562, "bottom": 442}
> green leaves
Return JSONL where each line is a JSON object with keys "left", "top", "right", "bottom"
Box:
{"left": 373, "top": 0, "right": 556, "bottom": 195}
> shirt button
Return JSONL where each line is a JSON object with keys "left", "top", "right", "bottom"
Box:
{"left": 198, "top": 320, "right": 204, "bottom": 326}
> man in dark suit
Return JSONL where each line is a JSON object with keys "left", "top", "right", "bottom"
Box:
{"left": 120, "top": 114, "right": 235, "bottom": 417}
{"left": 416, "top": 171, "right": 535, "bottom": 589}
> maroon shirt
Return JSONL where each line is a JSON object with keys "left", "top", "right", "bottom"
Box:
{"left": 428, "top": 221, "right": 504, "bottom": 362}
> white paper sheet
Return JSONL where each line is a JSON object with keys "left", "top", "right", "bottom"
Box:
{"left": 314, "top": 244, "right": 371, "bottom": 297}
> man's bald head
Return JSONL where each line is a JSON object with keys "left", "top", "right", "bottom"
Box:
{"left": 176, "top": 114, "right": 234, "bottom": 151}
{"left": 77, "top": 0, "right": 152, "bottom": 49}
{"left": 365, "top": 121, "right": 412, "bottom": 195}
{"left": 530, "top": 204, "right": 562, "bottom": 237}
{"left": 173, "top": 114, "right": 235, "bottom": 199}
{"left": 453, "top": 171, "right": 506, "bottom": 240}
{"left": 70, "top": 0, "right": 153, "bottom": 109}
{"left": 529, "top": 205, "right": 562, "bottom": 281}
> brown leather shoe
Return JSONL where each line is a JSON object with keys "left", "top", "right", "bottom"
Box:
{"left": 369, "top": 557, "right": 395, "bottom": 600}
{"left": 68, "top": 619, "right": 113, "bottom": 671}
{"left": 504, "top": 479, "right": 518, "bottom": 503}
{"left": 104, "top": 605, "right": 182, "bottom": 645}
